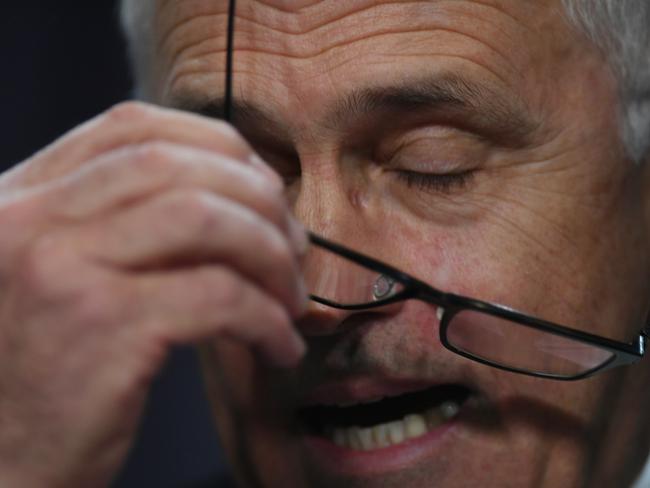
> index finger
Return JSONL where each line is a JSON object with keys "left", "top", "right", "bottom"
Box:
{"left": 9, "top": 101, "right": 278, "bottom": 187}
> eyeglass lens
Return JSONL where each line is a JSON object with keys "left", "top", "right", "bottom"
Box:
{"left": 446, "top": 310, "right": 615, "bottom": 376}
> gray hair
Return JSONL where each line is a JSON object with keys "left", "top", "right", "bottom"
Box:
{"left": 562, "top": 1, "right": 650, "bottom": 163}
{"left": 120, "top": 0, "right": 650, "bottom": 163}
{"left": 120, "top": 0, "right": 155, "bottom": 101}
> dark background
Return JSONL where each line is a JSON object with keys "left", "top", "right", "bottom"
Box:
{"left": 0, "top": 2, "right": 227, "bottom": 487}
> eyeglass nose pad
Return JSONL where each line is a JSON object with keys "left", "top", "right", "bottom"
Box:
{"left": 372, "top": 274, "right": 396, "bottom": 301}
{"left": 437, "top": 307, "right": 445, "bottom": 322}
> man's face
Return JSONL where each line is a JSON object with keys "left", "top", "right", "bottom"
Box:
{"left": 151, "top": 1, "right": 650, "bottom": 486}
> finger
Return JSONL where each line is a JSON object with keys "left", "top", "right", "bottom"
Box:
{"left": 64, "top": 189, "right": 307, "bottom": 317}
{"left": 130, "top": 265, "right": 306, "bottom": 368}
{"left": 36, "top": 141, "right": 304, "bottom": 253}
{"left": 10, "top": 102, "right": 278, "bottom": 187}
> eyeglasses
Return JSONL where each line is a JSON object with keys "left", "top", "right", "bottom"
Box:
{"left": 222, "top": 0, "right": 647, "bottom": 380}
{"left": 304, "top": 233, "right": 646, "bottom": 380}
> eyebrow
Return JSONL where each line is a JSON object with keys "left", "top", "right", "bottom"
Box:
{"left": 330, "top": 74, "right": 537, "bottom": 144}
{"left": 170, "top": 74, "right": 537, "bottom": 147}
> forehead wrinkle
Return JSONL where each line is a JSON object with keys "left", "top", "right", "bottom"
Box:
{"left": 251, "top": 0, "right": 320, "bottom": 14}
{"left": 158, "top": 0, "right": 528, "bottom": 63}
{"left": 244, "top": 0, "right": 535, "bottom": 36}
{"left": 156, "top": 0, "right": 539, "bottom": 104}
{"left": 160, "top": 0, "right": 548, "bottom": 140}
{"left": 171, "top": 27, "right": 514, "bottom": 68}
{"left": 156, "top": 0, "right": 376, "bottom": 49}
{"left": 164, "top": 37, "right": 516, "bottom": 112}
{"left": 163, "top": 25, "right": 522, "bottom": 103}
{"left": 246, "top": 0, "right": 385, "bottom": 32}
{"left": 461, "top": 0, "right": 536, "bottom": 33}
{"left": 154, "top": 1, "right": 225, "bottom": 65}
{"left": 273, "top": 1, "right": 520, "bottom": 61}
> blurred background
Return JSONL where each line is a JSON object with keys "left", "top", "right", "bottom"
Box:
{"left": 0, "top": 2, "right": 226, "bottom": 486}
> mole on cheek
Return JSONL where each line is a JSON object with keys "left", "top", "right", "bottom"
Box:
{"left": 349, "top": 189, "right": 369, "bottom": 209}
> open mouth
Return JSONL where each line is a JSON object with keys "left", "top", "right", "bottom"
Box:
{"left": 298, "top": 384, "right": 472, "bottom": 451}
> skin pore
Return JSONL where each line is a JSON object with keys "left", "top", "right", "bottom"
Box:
{"left": 149, "top": 1, "right": 650, "bottom": 487}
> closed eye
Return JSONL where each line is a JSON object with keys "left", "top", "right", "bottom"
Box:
{"left": 393, "top": 169, "right": 475, "bottom": 193}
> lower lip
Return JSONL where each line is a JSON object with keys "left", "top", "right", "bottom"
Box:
{"left": 301, "top": 416, "right": 460, "bottom": 477}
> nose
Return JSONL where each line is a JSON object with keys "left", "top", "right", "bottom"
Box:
{"left": 290, "top": 153, "right": 404, "bottom": 336}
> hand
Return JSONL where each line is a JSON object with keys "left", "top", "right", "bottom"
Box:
{"left": 0, "top": 102, "right": 307, "bottom": 487}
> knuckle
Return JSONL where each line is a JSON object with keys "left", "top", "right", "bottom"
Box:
{"left": 262, "top": 228, "right": 294, "bottom": 269}
{"left": 212, "top": 119, "right": 241, "bottom": 141}
{"left": 264, "top": 171, "right": 285, "bottom": 198}
{"left": 205, "top": 268, "right": 247, "bottom": 310}
{"left": 244, "top": 174, "right": 288, "bottom": 226}
{"left": 104, "top": 101, "right": 152, "bottom": 124}
{"left": 252, "top": 179, "right": 286, "bottom": 220}
{"left": 167, "top": 190, "right": 221, "bottom": 235}
{"left": 209, "top": 121, "right": 255, "bottom": 157}
{"left": 129, "top": 141, "right": 177, "bottom": 172}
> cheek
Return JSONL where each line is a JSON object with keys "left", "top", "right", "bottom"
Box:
{"left": 364, "top": 204, "right": 499, "bottom": 303}
{"left": 379, "top": 177, "right": 639, "bottom": 341}
{"left": 498, "top": 372, "right": 616, "bottom": 478}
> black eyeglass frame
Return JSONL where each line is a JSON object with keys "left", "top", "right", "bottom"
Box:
{"left": 308, "top": 233, "right": 647, "bottom": 381}
{"left": 222, "top": 0, "right": 646, "bottom": 381}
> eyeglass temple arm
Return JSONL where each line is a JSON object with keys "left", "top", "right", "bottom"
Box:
{"left": 224, "top": 0, "right": 236, "bottom": 123}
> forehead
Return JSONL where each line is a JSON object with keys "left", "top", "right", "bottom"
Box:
{"left": 150, "top": 0, "right": 599, "bottom": 137}
{"left": 153, "top": 0, "right": 560, "bottom": 49}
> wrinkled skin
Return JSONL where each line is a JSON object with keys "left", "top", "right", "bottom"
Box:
{"left": 1, "top": 1, "right": 649, "bottom": 487}
{"left": 148, "top": 1, "right": 650, "bottom": 487}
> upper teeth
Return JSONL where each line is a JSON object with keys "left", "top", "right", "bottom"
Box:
{"left": 326, "top": 400, "right": 460, "bottom": 451}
